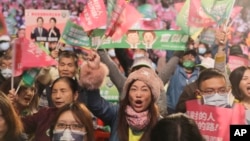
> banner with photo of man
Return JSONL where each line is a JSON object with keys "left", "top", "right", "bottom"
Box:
{"left": 25, "top": 10, "right": 70, "bottom": 42}
{"left": 91, "top": 29, "right": 189, "bottom": 50}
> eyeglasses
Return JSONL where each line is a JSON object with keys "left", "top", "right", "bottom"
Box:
{"left": 55, "top": 123, "right": 84, "bottom": 130}
{"left": 199, "top": 87, "right": 229, "bottom": 95}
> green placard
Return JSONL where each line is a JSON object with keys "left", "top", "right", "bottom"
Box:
{"left": 100, "top": 76, "right": 119, "bottom": 103}
{"left": 61, "top": 20, "right": 90, "bottom": 47}
{"left": 91, "top": 29, "right": 188, "bottom": 50}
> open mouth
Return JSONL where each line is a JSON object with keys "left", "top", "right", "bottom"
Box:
{"left": 24, "top": 97, "right": 32, "bottom": 102}
{"left": 135, "top": 100, "right": 142, "bottom": 104}
{"left": 247, "top": 86, "right": 250, "bottom": 93}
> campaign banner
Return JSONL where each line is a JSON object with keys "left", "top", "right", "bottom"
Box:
{"left": 91, "top": 29, "right": 188, "bottom": 50}
{"left": 60, "top": 20, "right": 90, "bottom": 47}
{"left": 186, "top": 100, "right": 245, "bottom": 141}
{"left": 228, "top": 56, "right": 250, "bottom": 72}
{"left": 25, "top": 10, "right": 70, "bottom": 42}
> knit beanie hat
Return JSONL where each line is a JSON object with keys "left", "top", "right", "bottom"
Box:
{"left": 131, "top": 56, "right": 155, "bottom": 70}
{"left": 121, "top": 67, "right": 164, "bottom": 102}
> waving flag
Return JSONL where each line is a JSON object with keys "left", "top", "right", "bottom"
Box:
{"left": 230, "top": 6, "right": 243, "bottom": 19}
{"left": 61, "top": 20, "right": 90, "bottom": 47}
{"left": 188, "top": 0, "right": 215, "bottom": 27}
{"left": 105, "top": 0, "right": 142, "bottom": 40}
{"left": 22, "top": 68, "right": 40, "bottom": 86}
{"left": 201, "top": 0, "right": 235, "bottom": 25}
{"left": 79, "top": 0, "right": 107, "bottom": 31}
{"left": 0, "top": 13, "right": 7, "bottom": 36}
{"left": 14, "top": 38, "right": 57, "bottom": 76}
{"left": 176, "top": 0, "right": 203, "bottom": 38}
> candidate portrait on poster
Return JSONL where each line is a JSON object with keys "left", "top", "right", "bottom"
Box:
{"left": 25, "top": 10, "right": 69, "bottom": 43}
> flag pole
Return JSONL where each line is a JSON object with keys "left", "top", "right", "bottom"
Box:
{"left": 223, "top": 0, "right": 236, "bottom": 31}
{"left": 11, "top": 40, "right": 17, "bottom": 90}
{"left": 95, "top": 35, "right": 106, "bottom": 50}
{"left": 14, "top": 80, "right": 22, "bottom": 96}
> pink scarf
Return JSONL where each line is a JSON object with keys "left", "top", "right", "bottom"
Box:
{"left": 125, "top": 105, "right": 150, "bottom": 131}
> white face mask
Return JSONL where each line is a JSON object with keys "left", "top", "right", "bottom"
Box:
{"left": 52, "top": 129, "right": 85, "bottom": 141}
{"left": 198, "top": 48, "right": 206, "bottom": 55}
{"left": 108, "top": 49, "right": 116, "bottom": 57}
{"left": 0, "top": 42, "right": 10, "bottom": 51}
{"left": 203, "top": 93, "right": 230, "bottom": 107}
{"left": 1, "top": 68, "right": 12, "bottom": 79}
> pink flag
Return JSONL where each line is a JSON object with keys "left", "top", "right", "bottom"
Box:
{"left": 230, "top": 6, "right": 243, "bottom": 19}
{"left": 79, "top": 0, "right": 107, "bottom": 31}
{"left": 188, "top": 0, "right": 215, "bottom": 27}
{"left": 14, "top": 38, "right": 57, "bottom": 76}
{"left": 105, "top": 0, "right": 142, "bottom": 40}
{"left": 228, "top": 55, "right": 249, "bottom": 72}
{"left": 174, "top": 2, "right": 184, "bottom": 13}
{"left": 0, "top": 13, "right": 7, "bottom": 36}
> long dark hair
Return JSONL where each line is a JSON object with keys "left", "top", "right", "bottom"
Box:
{"left": 229, "top": 66, "right": 250, "bottom": 101}
{"left": 150, "top": 113, "right": 205, "bottom": 141}
{"left": 0, "top": 92, "right": 24, "bottom": 141}
{"left": 117, "top": 80, "right": 159, "bottom": 141}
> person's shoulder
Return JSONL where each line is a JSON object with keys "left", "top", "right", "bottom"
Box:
{"left": 37, "top": 107, "right": 57, "bottom": 114}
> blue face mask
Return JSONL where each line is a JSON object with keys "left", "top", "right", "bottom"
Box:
{"left": 52, "top": 129, "right": 86, "bottom": 141}
{"left": 202, "top": 93, "right": 230, "bottom": 107}
{"left": 198, "top": 48, "right": 206, "bottom": 55}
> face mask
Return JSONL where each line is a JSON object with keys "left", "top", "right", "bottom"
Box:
{"left": 182, "top": 60, "right": 195, "bottom": 69}
{"left": 198, "top": 48, "right": 206, "bottom": 55}
{"left": 203, "top": 93, "right": 230, "bottom": 107}
{"left": 52, "top": 129, "right": 85, "bottom": 141}
{"left": 0, "top": 42, "right": 10, "bottom": 51}
{"left": 108, "top": 49, "right": 116, "bottom": 57}
{"left": 133, "top": 53, "right": 144, "bottom": 59}
{"left": 1, "top": 68, "right": 12, "bottom": 79}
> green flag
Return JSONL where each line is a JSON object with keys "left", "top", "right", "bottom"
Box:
{"left": 107, "top": 0, "right": 117, "bottom": 25}
{"left": 201, "top": 0, "right": 235, "bottom": 25}
{"left": 61, "top": 20, "right": 90, "bottom": 47}
{"left": 176, "top": 0, "right": 203, "bottom": 36}
{"left": 137, "top": 4, "right": 157, "bottom": 19}
{"left": 22, "top": 68, "right": 40, "bottom": 86}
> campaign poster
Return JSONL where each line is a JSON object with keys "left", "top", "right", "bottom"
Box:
{"left": 186, "top": 100, "right": 245, "bottom": 141}
{"left": 228, "top": 55, "right": 250, "bottom": 72}
{"left": 25, "top": 10, "right": 70, "bottom": 43}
